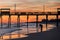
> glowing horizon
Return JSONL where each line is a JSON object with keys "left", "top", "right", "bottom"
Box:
{"left": 0, "top": 15, "right": 59, "bottom": 23}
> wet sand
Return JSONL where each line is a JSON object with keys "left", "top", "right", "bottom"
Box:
{"left": 10, "top": 28, "right": 60, "bottom": 40}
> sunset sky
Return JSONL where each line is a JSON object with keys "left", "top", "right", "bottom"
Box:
{"left": 0, "top": 0, "right": 60, "bottom": 23}
{"left": 0, "top": 0, "right": 60, "bottom": 12}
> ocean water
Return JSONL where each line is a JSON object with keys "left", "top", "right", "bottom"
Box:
{"left": 0, "top": 22, "right": 56, "bottom": 32}
{"left": 0, "top": 23, "right": 56, "bottom": 40}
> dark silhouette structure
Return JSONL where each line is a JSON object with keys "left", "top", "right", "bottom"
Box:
{"left": 0, "top": 8, "right": 10, "bottom": 15}
{"left": 0, "top": 8, "right": 10, "bottom": 28}
{"left": 57, "top": 8, "right": 60, "bottom": 29}
{"left": 20, "top": 12, "right": 27, "bottom": 15}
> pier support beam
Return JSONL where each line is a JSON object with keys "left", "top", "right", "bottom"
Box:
{"left": 56, "top": 14, "right": 58, "bottom": 30}
{"left": 17, "top": 15, "right": 20, "bottom": 38}
{"left": 8, "top": 15, "right": 11, "bottom": 39}
{"left": 36, "top": 15, "right": 38, "bottom": 32}
{"left": 27, "top": 14, "right": 29, "bottom": 33}
{"left": 1, "top": 16, "right": 2, "bottom": 28}
{"left": 17, "top": 15, "right": 20, "bottom": 27}
{"left": 46, "top": 15, "right": 48, "bottom": 30}
{"left": 8, "top": 15, "right": 11, "bottom": 28}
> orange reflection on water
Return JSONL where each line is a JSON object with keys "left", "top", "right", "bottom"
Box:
{"left": 1, "top": 34, "right": 28, "bottom": 40}
{"left": 0, "top": 24, "right": 55, "bottom": 40}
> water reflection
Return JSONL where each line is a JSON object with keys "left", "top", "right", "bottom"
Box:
{"left": 0, "top": 34, "right": 28, "bottom": 40}
{"left": 0, "top": 23, "right": 56, "bottom": 40}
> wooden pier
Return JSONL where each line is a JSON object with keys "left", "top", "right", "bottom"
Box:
{"left": 0, "top": 8, "right": 60, "bottom": 40}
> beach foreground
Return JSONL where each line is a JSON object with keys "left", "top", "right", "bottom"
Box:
{"left": 10, "top": 27, "right": 60, "bottom": 40}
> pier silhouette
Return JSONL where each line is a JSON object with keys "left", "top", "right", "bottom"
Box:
{"left": 0, "top": 8, "right": 60, "bottom": 40}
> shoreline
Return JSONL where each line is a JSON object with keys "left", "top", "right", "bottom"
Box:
{"left": 0, "top": 24, "right": 56, "bottom": 40}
